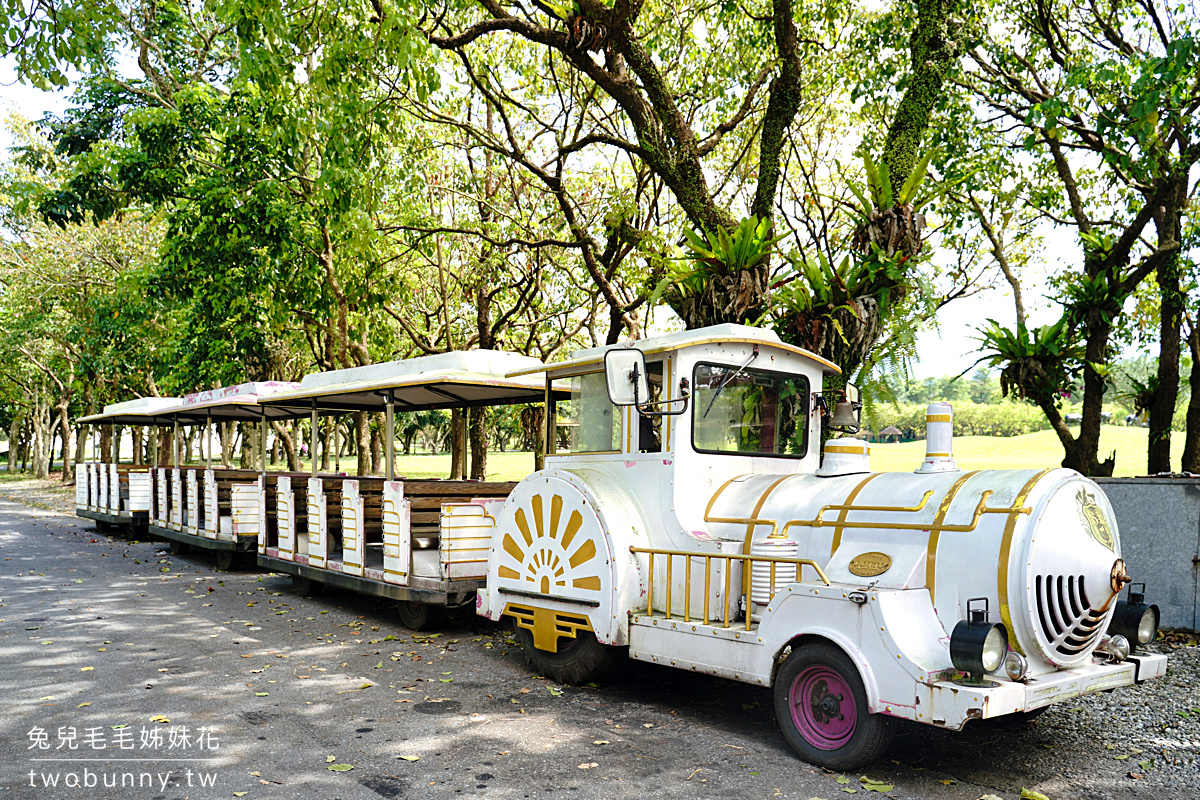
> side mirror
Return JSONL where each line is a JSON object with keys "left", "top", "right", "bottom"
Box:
{"left": 604, "top": 348, "right": 650, "bottom": 406}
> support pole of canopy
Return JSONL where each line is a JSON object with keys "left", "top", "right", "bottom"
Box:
{"left": 112, "top": 424, "right": 118, "bottom": 465}
{"left": 261, "top": 417, "right": 268, "bottom": 475}
{"left": 334, "top": 416, "right": 340, "bottom": 474}
{"left": 173, "top": 420, "right": 179, "bottom": 468}
{"left": 385, "top": 392, "right": 395, "bottom": 482}
{"left": 206, "top": 412, "right": 212, "bottom": 470}
{"left": 310, "top": 402, "right": 318, "bottom": 478}
{"left": 150, "top": 425, "right": 158, "bottom": 466}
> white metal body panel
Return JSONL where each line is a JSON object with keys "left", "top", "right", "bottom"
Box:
{"left": 185, "top": 469, "right": 201, "bottom": 535}
{"left": 107, "top": 464, "right": 123, "bottom": 515}
{"left": 74, "top": 464, "right": 88, "bottom": 509}
{"left": 276, "top": 476, "right": 296, "bottom": 559}
{"left": 439, "top": 500, "right": 502, "bottom": 581}
{"left": 306, "top": 478, "right": 328, "bottom": 569}
{"left": 170, "top": 468, "right": 184, "bottom": 530}
{"left": 231, "top": 479, "right": 261, "bottom": 539}
{"left": 98, "top": 464, "right": 109, "bottom": 513}
{"left": 382, "top": 481, "right": 411, "bottom": 584}
{"left": 155, "top": 468, "right": 170, "bottom": 527}
{"left": 127, "top": 470, "right": 151, "bottom": 513}
{"left": 88, "top": 464, "right": 100, "bottom": 511}
{"left": 341, "top": 479, "right": 365, "bottom": 576}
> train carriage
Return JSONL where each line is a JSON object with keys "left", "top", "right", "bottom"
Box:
{"left": 146, "top": 382, "right": 299, "bottom": 569}
{"left": 254, "top": 350, "right": 567, "bottom": 628}
{"left": 76, "top": 397, "right": 180, "bottom": 532}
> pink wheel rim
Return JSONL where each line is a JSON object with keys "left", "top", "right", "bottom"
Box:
{"left": 789, "top": 665, "right": 857, "bottom": 750}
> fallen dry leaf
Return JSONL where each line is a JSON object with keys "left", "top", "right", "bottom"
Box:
{"left": 577, "top": 762, "right": 599, "bottom": 770}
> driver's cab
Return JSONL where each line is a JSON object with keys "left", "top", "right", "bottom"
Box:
{"left": 514, "top": 324, "right": 848, "bottom": 547}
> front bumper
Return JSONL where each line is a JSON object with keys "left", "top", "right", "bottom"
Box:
{"left": 910, "top": 653, "right": 1169, "bottom": 729}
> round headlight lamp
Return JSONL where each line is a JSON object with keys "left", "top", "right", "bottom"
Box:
{"left": 1107, "top": 583, "right": 1159, "bottom": 650}
{"left": 950, "top": 598, "right": 1009, "bottom": 685}
{"left": 1004, "top": 650, "right": 1029, "bottom": 682}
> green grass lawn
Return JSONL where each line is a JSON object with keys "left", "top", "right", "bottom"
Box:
{"left": 868, "top": 425, "right": 1178, "bottom": 477}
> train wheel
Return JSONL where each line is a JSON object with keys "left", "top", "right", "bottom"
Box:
{"left": 168, "top": 540, "right": 191, "bottom": 556}
{"left": 512, "top": 625, "right": 627, "bottom": 685}
{"left": 215, "top": 550, "right": 237, "bottom": 571}
{"left": 291, "top": 574, "right": 323, "bottom": 597}
{"left": 397, "top": 601, "right": 441, "bottom": 631}
{"left": 774, "top": 643, "right": 894, "bottom": 770}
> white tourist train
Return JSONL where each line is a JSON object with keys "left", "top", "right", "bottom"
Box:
{"left": 75, "top": 323, "right": 1167, "bottom": 768}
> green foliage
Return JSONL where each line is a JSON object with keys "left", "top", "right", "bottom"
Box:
{"left": 973, "top": 318, "right": 1084, "bottom": 406}
{"left": 865, "top": 400, "right": 1055, "bottom": 439}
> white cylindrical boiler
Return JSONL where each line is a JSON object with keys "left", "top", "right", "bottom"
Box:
{"left": 702, "top": 467, "right": 1126, "bottom": 671}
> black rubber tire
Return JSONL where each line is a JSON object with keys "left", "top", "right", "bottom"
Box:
{"left": 397, "top": 601, "right": 441, "bottom": 631}
{"left": 168, "top": 539, "right": 191, "bottom": 556}
{"left": 215, "top": 549, "right": 237, "bottom": 571}
{"left": 512, "top": 624, "right": 627, "bottom": 685}
{"left": 291, "top": 574, "right": 323, "bottom": 597}
{"left": 773, "top": 642, "right": 895, "bottom": 770}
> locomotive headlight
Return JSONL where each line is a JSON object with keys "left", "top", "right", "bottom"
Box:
{"left": 1004, "top": 650, "right": 1028, "bottom": 681}
{"left": 951, "top": 598, "right": 1009, "bottom": 684}
{"left": 1107, "top": 584, "right": 1160, "bottom": 649}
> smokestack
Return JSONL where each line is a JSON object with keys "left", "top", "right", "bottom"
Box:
{"left": 916, "top": 402, "right": 959, "bottom": 474}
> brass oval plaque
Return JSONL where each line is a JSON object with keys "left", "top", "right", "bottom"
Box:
{"left": 848, "top": 551, "right": 892, "bottom": 578}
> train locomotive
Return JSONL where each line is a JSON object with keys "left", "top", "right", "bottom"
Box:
{"left": 476, "top": 323, "right": 1166, "bottom": 768}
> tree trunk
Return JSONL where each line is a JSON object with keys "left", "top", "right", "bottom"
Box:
{"left": 57, "top": 395, "right": 73, "bottom": 483}
{"left": 239, "top": 423, "right": 252, "bottom": 469}
{"left": 356, "top": 411, "right": 370, "bottom": 477}
{"left": 1148, "top": 177, "right": 1187, "bottom": 473}
{"left": 272, "top": 421, "right": 299, "bottom": 471}
{"left": 158, "top": 429, "right": 171, "bottom": 466}
{"left": 370, "top": 415, "right": 383, "bottom": 476}
{"left": 99, "top": 423, "right": 112, "bottom": 468}
{"left": 131, "top": 426, "right": 143, "bottom": 466}
{"left": 1182, "top": 326, "right": 1200, "bottom": 473}
{"left": 32, "top": 393, "right": 51, "bottom": 479}
{"left": 8, "top": 413, "right": 21, "bottom": 473}
{"left": 449, "top": 409, "right": 465, "bottom": 479}
{"left": 74, "top": 424, "right": 88, "bottom": 475}
{"left": 320, "top": 417, "right": 331, "bottom": 471}
{"left": 468, "top": 407, "right": 488, "bottom": 481}
{"left": 1063, "top": 312, "right": 1116, "bottom": 476}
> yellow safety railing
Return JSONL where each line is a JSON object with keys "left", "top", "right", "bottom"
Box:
{"left": 781, "top": 489, "right": 1030, "bottom": 535}
{"left": 630, "top": 546, "right": 830, "bottom": 631}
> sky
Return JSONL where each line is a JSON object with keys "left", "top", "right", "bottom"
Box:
{"left": 0, "top": 60, "right": 1088, "bottom": 382}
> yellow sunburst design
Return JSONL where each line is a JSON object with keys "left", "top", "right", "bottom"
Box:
{"left": 499, "top": 492, "right": 603, "bottom": 594}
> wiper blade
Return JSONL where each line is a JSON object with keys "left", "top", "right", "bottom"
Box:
{"left": 702, "top": 346, "right": 759, "bottom": 419}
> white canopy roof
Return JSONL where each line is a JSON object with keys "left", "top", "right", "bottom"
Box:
{"left": 78, "top": 397, "right": 182, "bottom": 425}
{"left": 261, "top": 350, "right": 564, "bottom": 413}
{"left": 505, "top": 323, "right": 839, "bottom": 377}
{"left": 171, "top": 381, "right": 301, "bottom": 421}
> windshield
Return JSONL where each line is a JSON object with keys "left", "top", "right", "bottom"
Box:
{"left": 692, "top": 363, "right": 809, "bottom": 458}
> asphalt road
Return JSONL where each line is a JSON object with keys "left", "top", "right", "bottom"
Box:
{"left": 0, "top": 498, "right": 1194, "bottom": 800}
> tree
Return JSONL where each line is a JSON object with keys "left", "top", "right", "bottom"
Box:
{"left": 960, "top": 0, "right": 1199, "bottom": 475}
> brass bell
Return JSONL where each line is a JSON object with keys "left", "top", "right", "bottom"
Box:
{"left": 829, "top": 400, "right": 859, "bottom": 428}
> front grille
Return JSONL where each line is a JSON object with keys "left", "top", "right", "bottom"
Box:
{"left": 1034, "top": 574, "right": 1108, "bottom": 657}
